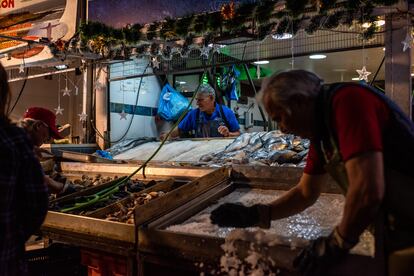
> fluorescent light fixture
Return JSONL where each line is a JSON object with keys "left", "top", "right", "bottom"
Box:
{"left": 309, "top": 54, "right": 326, "bottom": 60}
{"left": 362, "top": 20, "right": 385, "bottom": 28}
{"left": 208, "top": 43, "right": 226, "bottom": 48}
{"left": 253, "top": 60, "right": 269, "bottom": 65}
{"left": 271, "top": 33, "right": 293, "bottom": 40}
{"left": 55, "top": 64, "right": 68, "bottom": 70}
{"left": 352, "top": 77, "right": 360, "bottom": 81}
{"left": 177, "top": 81, "right": 186, "bottom": 84}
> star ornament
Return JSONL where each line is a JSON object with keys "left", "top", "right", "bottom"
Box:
{"left": 401, "top": 32, "right": 413, "bottom": 52}
{"left": 152, "top": 58, "right": 160, "bottom": 69}
{"left": 54, "top": 106, "right": 64, "bottom": 115}
{"left": 356, "top": 66, "right": 371, "bottom": 82}
{"left": 200, "top": 46, "right": 211, "bottom": 59}
{"left": 19, "top": 63, "right": 25, "bottom": 73}
{"left": 119, "top": 110, "right": 127, "bottom": 120}
{"left": 62, "top": 87, "right": 71, "bottom": 96}
{"left": 78, "top": 112, "right": 88, "bottom": 122}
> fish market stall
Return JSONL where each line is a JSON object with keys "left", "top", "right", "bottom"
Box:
{"left": 138, "top": 166, "right": 383, "bottom": 276}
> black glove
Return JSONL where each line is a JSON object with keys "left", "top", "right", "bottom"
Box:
{"left": 293, "top": 227, "right": 357, "bottom": 276}
{"left": 210, "top": 203, "right": 271, "bottom": 228}
{"left": 57, "top": 181, "right": 77, "bottom": 197}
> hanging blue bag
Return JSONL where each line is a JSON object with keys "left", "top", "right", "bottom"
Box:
{"left": 157, "top": 83, "right": 190, "bottom": 121}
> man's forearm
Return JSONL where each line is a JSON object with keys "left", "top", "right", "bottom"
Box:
{"left": 269, "top": 186, "right": 317, "bottom": 220}
{"left": 268, "top": 173, "right": 324, "bottom": 220}
{"left": 228, "top": 130, "right": 241, "bottom": 137}
{"left": 339, "top": 152, "right": 384, "bottom": 243}
{"left": 338, "top": 187, "right": 381, "bottom": 243}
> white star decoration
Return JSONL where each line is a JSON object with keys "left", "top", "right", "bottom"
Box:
{"left": 54, "top": 106, "right": 64, "bottom": 115}
{"left": 78, "top": 112, "right": 87, "bottom": 122}
{"left": 200, "top": 46, "right": 211, "bottom": 59}
{"left": 19, "top": 63, "right": 25, "bottom": 73}
{"left": 119, "top": 110, "right": 127, "bottom": 120}
{"left": 94, "top": 81, "right": 103, "bottom": 90}
{"left": 356, "top": 66, "right": 371, "bottom": 82}
{"left": 401, "top": 32, "right": 413, "bottom": 52}
{"left": 62, "top": 86, "right": 71, "bottom": 96}
{"left": 152, "top": 58, "right": 160, "bottom": 69}
{"left": 212, "top": 45, "right": 222, "bottom": 54}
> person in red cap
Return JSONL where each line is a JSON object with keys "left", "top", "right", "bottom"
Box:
{"left": 23, "top": 107, "right": 63, "bottom": 144}
{"left": 20, "top": 107, "right": 74, "bottom": 196}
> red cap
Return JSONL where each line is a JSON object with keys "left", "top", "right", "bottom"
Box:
{"left": 23, "top": 107, "right": 63, "bottom": 139}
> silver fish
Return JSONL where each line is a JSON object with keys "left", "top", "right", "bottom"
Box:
{"left": 224, "top": 133, "right": 250, "bottom": 152}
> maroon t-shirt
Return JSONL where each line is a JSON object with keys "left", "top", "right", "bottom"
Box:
{"left": 304, "top": 85, "right": 391, "bottom": 175}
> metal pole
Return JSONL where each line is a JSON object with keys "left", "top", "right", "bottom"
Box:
{"left": 242, "top": 63, "right": 267, "bottom": 131}
{"left": 8, "top": 68, "right": 75, "bottom": 83}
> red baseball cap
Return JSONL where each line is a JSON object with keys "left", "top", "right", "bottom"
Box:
{"left": 23, "top": 107, "right": 63, "bottom": 139}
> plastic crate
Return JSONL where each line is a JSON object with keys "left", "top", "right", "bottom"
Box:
{"left": 81, "top": 249, "right": 128, "bottom": 276}
{"left": 26, "top": 243, "right": 85, "bottom": 276}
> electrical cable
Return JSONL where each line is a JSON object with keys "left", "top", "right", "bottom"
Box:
{"left": 8, "top": 67, "right": 29, "bottom": 115}
{"left": 370, "top": 55, "right": 385, "bottom": 85}
{"left": 110, "top": 61, "right": 150, "bottom": 144}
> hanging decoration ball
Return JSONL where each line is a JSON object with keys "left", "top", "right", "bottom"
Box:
{"left": 221, "top": 2, "right": 236, "bottom": 21}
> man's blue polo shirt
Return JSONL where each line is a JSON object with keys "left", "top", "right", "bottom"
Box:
{"left": 178, "top": 103, "right": 240, "bottom": 133}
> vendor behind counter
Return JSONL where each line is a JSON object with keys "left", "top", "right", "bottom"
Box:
{"left": 161, "top": 84, "right": 241, "bottom": 140}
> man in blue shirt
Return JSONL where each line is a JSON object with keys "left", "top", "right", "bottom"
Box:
{"left": 162, "top": 84, "right": 240, "bottom": 139}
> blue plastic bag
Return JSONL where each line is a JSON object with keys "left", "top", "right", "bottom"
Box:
{"left": 95, "top": 150, "right": 113, "bottom": 160}
{"left": 157, "top": 83, "right": 190, "bottom": 121}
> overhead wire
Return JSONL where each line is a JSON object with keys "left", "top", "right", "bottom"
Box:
{"left": 8, "top": 48, "right": 30, "bottom": 115}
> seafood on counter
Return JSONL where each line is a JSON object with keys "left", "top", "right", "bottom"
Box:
{"left": 49, "top": 178, "right": 158, "bottom": 214}
{"left": 105, "top": 191, "right": 166, "bottom": 224}
{"left": 199, "top": 131, "right": 310, "bottom": 167}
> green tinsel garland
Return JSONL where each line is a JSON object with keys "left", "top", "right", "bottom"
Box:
{"left": 324, "top": 10, "right": 345, "bottom": 30}
{"left": 275, "top": 17, "right": 290, "bottom": 36}
{"left": 146, "top": 23, "right": 159, "bottom": 41}
{"left": 160, "top": 17, "right": 177, "bottom": 40}
{"left": 305, "top": 14, "right": 324, "bottom": 35}
{"left": 78, "top": 0, "right": 403, "bottom": 55}
{"left": 255, "top": 1, "right": 275, "bottom": 25}
{"left": 207, "top": 12, "right": 223, "bottom": 33}
{"left": 286, "top": 0, "right": 308, "bottom": 18}
{"left": 193, "top": 13, "right": 208, "bottom": 34}
{"left": 176, "top": 15, "right": 194, "bottom": 37}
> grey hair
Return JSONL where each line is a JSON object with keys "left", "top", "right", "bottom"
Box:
{"left": 196, "top": 83, "right": 215, "bottom": 99}
{"left": 257, "top": 70, "right": 323, "bottom": 115}
{"left": 19, "top": 118, "right": 40, "bottom": 134}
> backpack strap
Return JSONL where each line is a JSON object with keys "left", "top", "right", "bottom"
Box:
{"left": 218, "top": 104, "right": 231, "bottom": 129}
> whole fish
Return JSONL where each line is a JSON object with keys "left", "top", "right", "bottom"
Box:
{"left": 224, "top": 133, "right": 251, "bottom": 152}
